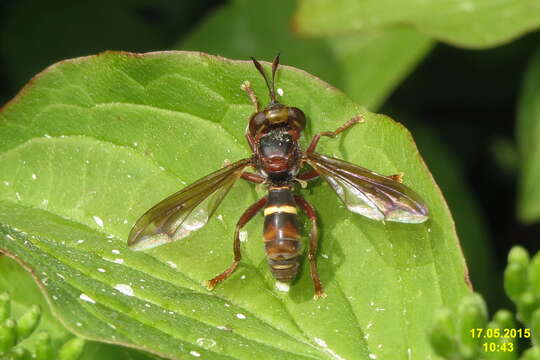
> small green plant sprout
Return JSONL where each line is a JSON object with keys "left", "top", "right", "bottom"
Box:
{"left": 429, "top": 293, "right": 515, "bottom": 360}
{"left": 0, "top": 292, "right": 85, "bottom": 360}
{"left": 429, "top": 246, "right": 540, "bottom": 359}
{"left": 429, "top": 294, "right": 518, "bottom": 360}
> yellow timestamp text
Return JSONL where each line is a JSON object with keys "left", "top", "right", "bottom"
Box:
{"left": 470, "top": 328, "right": 530, "bottom": 339}
{"left": 482, "top": 342, "right": 514, "bottom": 352}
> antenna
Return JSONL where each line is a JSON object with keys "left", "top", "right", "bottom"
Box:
{"left": 271, "top": 53, "right": 280, "bottom": 100}
{"left": 251, "top": 55, "right": 280, "bottom": 103}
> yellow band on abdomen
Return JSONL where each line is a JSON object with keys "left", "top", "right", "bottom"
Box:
{"left": 264, "top": 205, "right": 297, "bottom": 216}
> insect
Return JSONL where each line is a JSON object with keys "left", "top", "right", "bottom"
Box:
{"left": 128, "top": 55, "right": 429, "bottom": 299}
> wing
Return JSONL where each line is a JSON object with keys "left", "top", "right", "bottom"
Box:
{"left": 305, "top": 152, "right": 428, "bottom": 223}
{"left": 128, "top": 159, "right": 251, "bottom": 250}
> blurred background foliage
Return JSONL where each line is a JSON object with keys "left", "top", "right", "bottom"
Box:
{"left": 1, "top": 0, "right": 540, "bottom": 357}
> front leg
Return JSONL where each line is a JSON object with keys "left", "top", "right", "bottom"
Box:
{"left": 241, "top": 80, "right": 260, "bottom": 113}
{"left": 241, "top": 80, "right": 260, "bottom": 151}
{"left": 306, "top": 115, "right": 364, "bottom": 153}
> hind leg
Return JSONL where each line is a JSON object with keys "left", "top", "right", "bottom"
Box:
{"left": 295, "top": 195, "right": 325, "bottom": 300}
{"left": 204, "top": 196, "right": 267, "bottom": 290}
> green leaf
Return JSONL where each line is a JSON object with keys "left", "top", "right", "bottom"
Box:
{"left": 293, "top": 0, "right": 540, "bottom": 49}
{"left": 179, "top": 0, "right": 433, "bottom": 110}
{"left": 408, "top": 122, "right": 498, "bottom": 304}
{"left": 0, "top": 51, "right": 470, "bottom": 359}
{"left": 0, "top": 0, "right": 221, "bottom": 101}
{"left": 517, "top": 47, "right": 540, "bottom": 224}
{"left": 0, "top": 0, "right": 161, "bottom": 93}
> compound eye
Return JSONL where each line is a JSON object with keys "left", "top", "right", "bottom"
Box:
{"left": 248, "top": 111, "right": 268, "bottom": 136}
{"left": 288, "top": 107, "right": 306, "bottom": 130}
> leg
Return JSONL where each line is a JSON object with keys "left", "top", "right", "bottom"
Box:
{"left": 306, "top": 115, "right": 364, "bottom": 153}
{"left": 294, "top": 169, "right": 319, "bottom": 188}
{"left": 241, "top": 171, "right": 265, "bottom": 184}
{"left": 389, "top": 172, "right": 404, "bottom": 183}
{"left": 241, "top": 80, "right": 260, "bottom": 151}
{"left": 204, "top": 196, "right": 268, "bottom": 290}
{"left": 245, "top": 132, "right": 257, "bottom": 152}
{"left": 294, "top": 195, "right": 326, "bottom": 300}
{"left": 297, "top": 169, "right": 319, "bottom": 182}
{"left": 241, "top": 80, "right": 260, "bottom": 113}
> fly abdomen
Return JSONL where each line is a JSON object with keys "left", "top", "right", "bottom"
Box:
{"left": 263, "top": 186, "right": 301, "bottom": 283}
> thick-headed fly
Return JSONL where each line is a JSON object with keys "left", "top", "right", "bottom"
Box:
{"left": 128, "top": 55, "right": 429, "bottom": 299}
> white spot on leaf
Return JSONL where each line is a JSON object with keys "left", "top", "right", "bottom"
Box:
{"left": 239, "top": 231, "right": 248, "bottom": 242}
{"left": 93, "top": 216, "right": 104, "bottom": 227}
{"left": 314, "top": 338, "right": 346, "bottom": 360}
{"left": 114, "top": 284, "right": 134, "bottom": 296}
{"left": 196, "top": 338, "right": 216, "bottom": 348}
{"left": 276, "top": 282, "right": 290, "bottom": 292}
{"left": 79, "top": 293, "right": 96, "bottom": 304}
{"left": 314, "top": 338, "right": 327, "bottom": 348}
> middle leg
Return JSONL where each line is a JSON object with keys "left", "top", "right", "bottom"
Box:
{"left": 294, "top": 195, "right": 326, "bottom": 299}
{"left": 241, "top": 172, "right": 265, "bottom": 184}
{"left": 297, "top": 169, "right": 319, "bottom": 182}
{"left": 204, "top": 196, "right": 268, "bottom": 290}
